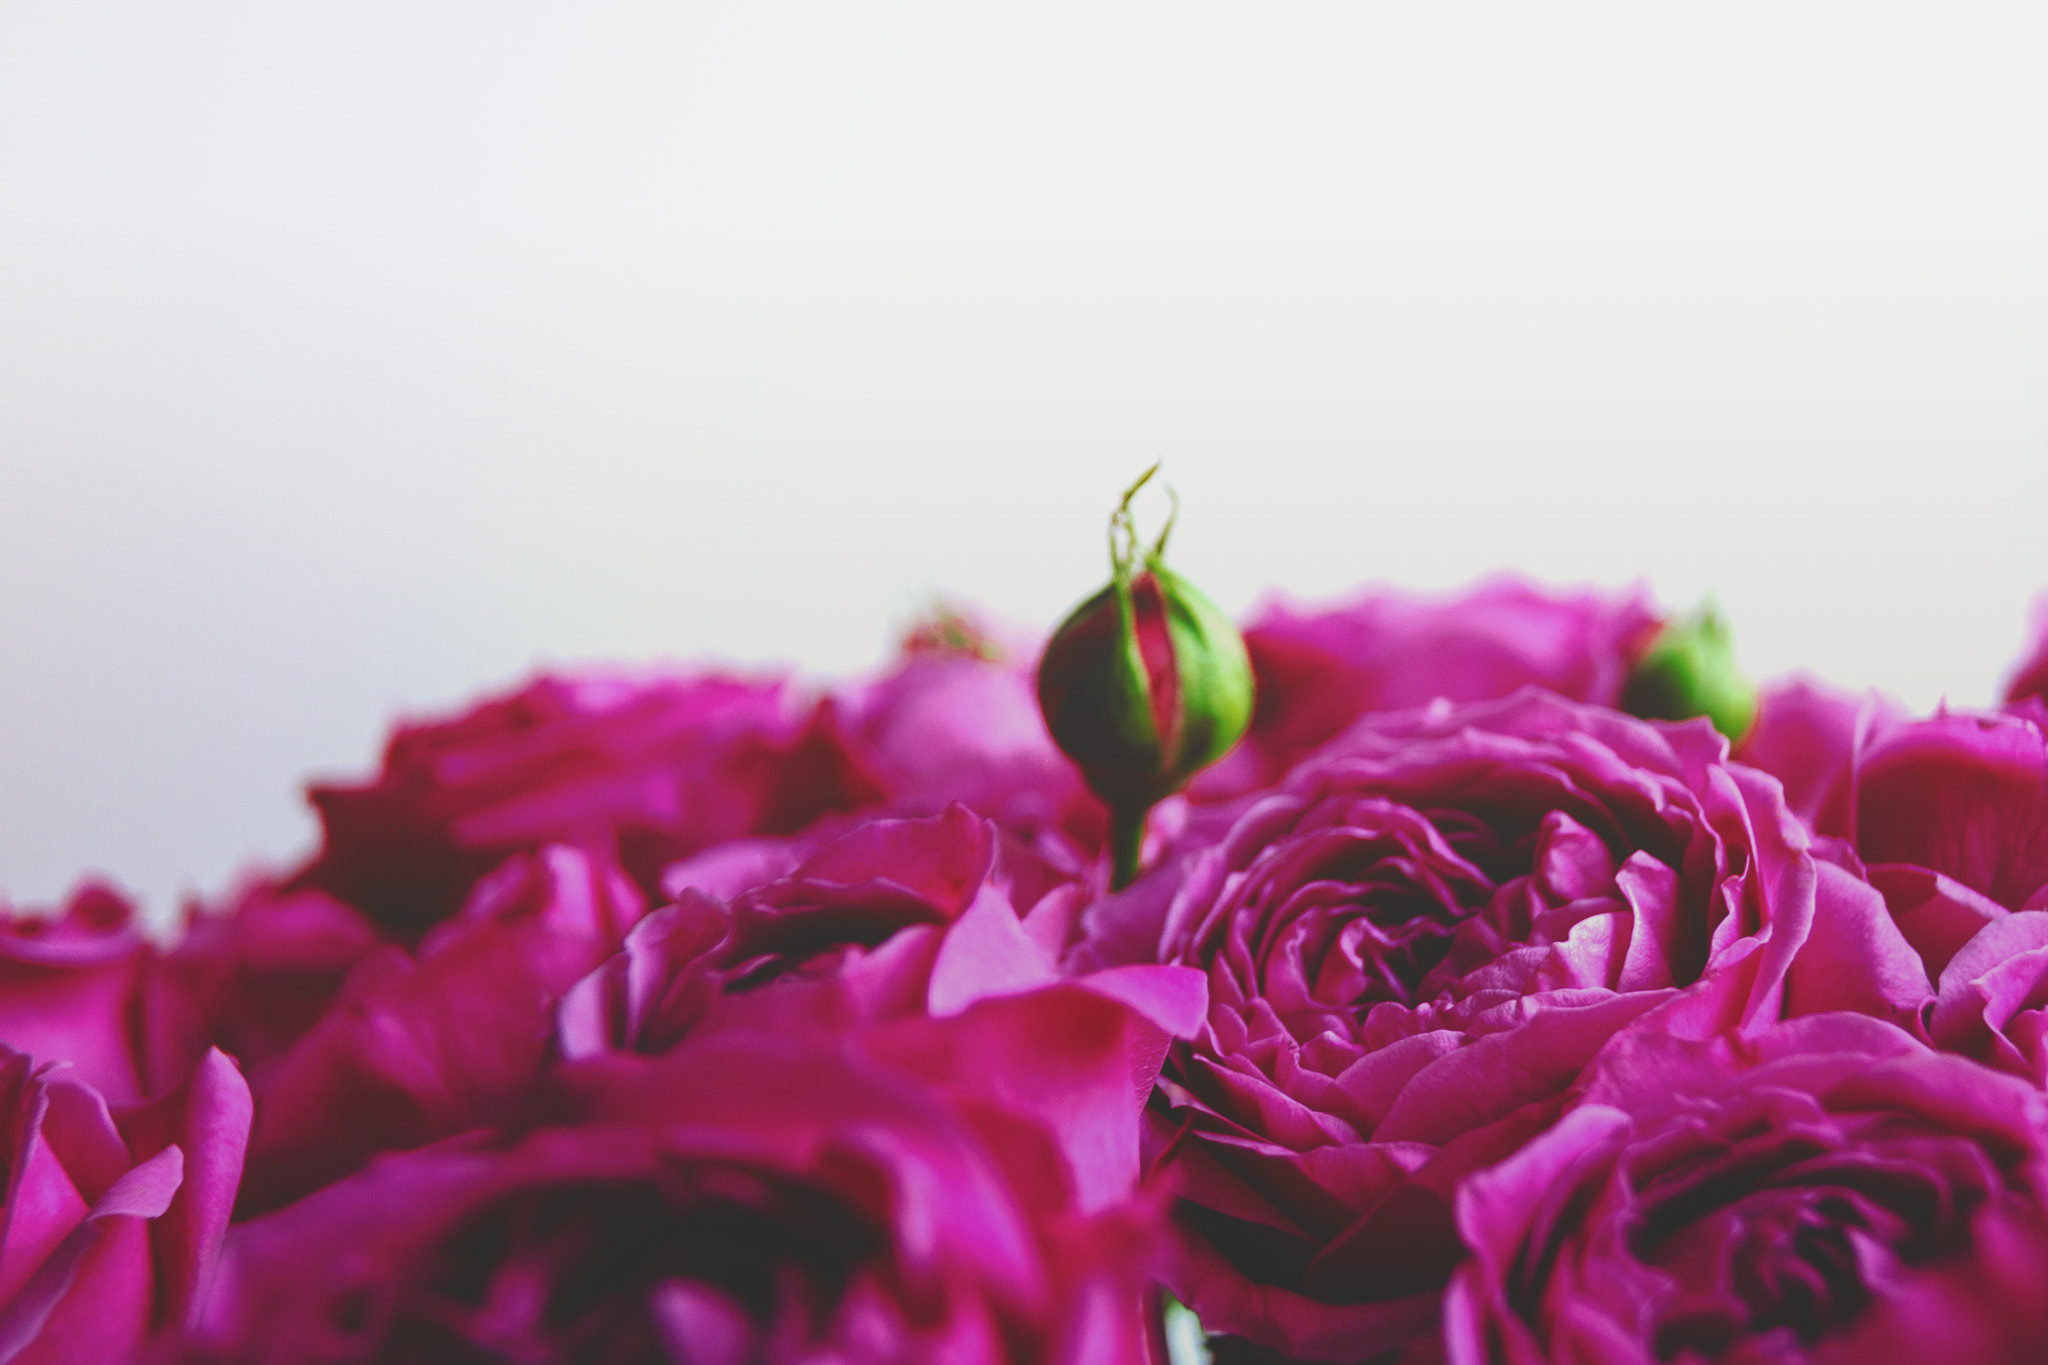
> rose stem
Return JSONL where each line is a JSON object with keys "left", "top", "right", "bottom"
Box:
{"left": 1110, "top": 802, "right": 1148, "bottom": 890}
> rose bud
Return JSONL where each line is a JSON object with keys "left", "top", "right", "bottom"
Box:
{"left": 1037, "top": 466, "right": 1253, "bottom": 886}
{"left": 1620, "top": 598, "right": 1757, "bottom": 741}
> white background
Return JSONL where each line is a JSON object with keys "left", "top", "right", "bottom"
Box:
{"left": 3, "top": 1, "right": 2044, "bottom": 914}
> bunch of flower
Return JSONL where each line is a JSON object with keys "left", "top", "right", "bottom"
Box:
{"left": 4, "top": 471, "right": 2047, "bottom": 1365}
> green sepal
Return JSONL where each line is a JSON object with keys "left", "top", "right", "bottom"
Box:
{"left": 1621, "top": 601, "right": 1757, "bottom": 743}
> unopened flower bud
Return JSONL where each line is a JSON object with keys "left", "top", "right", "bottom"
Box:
{"left": 1038, "top": 467, "right": 1253, "bottom": 883}
{"left": 1621, "top": 600, "right": 1757, "bottom": 742}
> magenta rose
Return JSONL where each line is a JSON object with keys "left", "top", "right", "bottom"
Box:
{"left": 237, "top": 843, "right": 645, "bottom": 1214}
{"left": 0, "top": 1045, "right": 250, "bottom": 1364}
{"left": 561, "top": 806, "right": 1196, "bottom": 1096}
{"left": 841, "top": 649, "right": 1107, "bottom": 867}
{"left": 1444, "top": 1014, "right": 2048, "bottom": 1365}
{"left": 1823, "top": 706, "right": 2048, "bottom": 1000}
{"left": 1193, "top": 577, "right": 1661, "bottom": 801}
{"left": 0, "top": 882, "right": 200, "bottom": 1105}
{"left": 297, "top": 669, "right": 886, "bottom": 936}
{"left": 1074, "top": 690, "right": 1818, "bottom": 1360}
{"left": 1734, "top": 676, "right": 1903, "bottom": 836}
{"left": 153, "top": 879, "right": 386, "bottom": 1097}
{"left": 174, "top": 986, "right": 1193, "bottom": 1365}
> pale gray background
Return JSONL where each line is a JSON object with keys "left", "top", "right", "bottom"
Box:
{"left": 3, "top": 1, "right": 2044, "bottom": 915}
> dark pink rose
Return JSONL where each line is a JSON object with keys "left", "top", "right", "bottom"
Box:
{"left": 238, "top": 844, "right": 644, "bottom": 1215}
{"left": 1734, "top": 675, "right": 1903, "bottom": 837}
{"left": 1075, "top": 691, "right": 1818, "bottom": 1361}
{"left": 1443, "top": 1014, "right": 2048, "bottom": 1365}
{"left": 1930, "top": 911, "right": 2048, "bottom": 1086}
{"left": 0, "top": 1045, "right": 251, "bottom": 1365}
{"left": 842, "top": 650, "right": 1107, "bottom": 867}
{"left": 154, "top": 880, "right": 386, "bottom": 1096}
{"left": 2004, "top": 594, "right": 2048, "bottom": 708}
{"left": 560, "top": 805, "right": 1188, "bottom": 1075}
{"left": 1856, "top": 708, "right": 2048, "bottom": 918}
{"left": 298, "top": 670, "right": 886, "bottom": 937}
{"left": 1193, "top": 577, "right": 1660, "bottom": 801}
{"left": 0, "top": 882, "right": 197, "bottom": 1105}
{"left": 176, "top": 988, "right": 1193, "bottom": 1365}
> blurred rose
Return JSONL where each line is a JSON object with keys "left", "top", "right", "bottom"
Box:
{"left": 175, "top": 987, "right": 1196, "bottom": 1365}
{"left": 1192, "top": 577, "right": 1660, "bottom": 800}
{"left": 559, "top": 805, "right": 1196, "bottom": 1099}
{"left": 0, "top": 882, "right": 196, "bottom": 1104}
{"left": 1075, "top": 691, "right": 1819, "bottom": 1361}
{"left": 0, "top": 1046, "right": 250, "bottom": 1365}
{"left": 237, "top": 844, "right": 644, "bottom": 1215}
{"left": 841, "top": 649, "right": 1105, "bottom": 868}
{"left": 1444, "top": 1014, "right": 2048, "bottom": 1365}
{"left": 297, "top": 670, "right": 886, "bottom": 937}
{"left": 154, "top": 880, "right": 386, "bottom": 1097}
{"left": 1734, "top": 676, "right": 1902, "bottom": 836}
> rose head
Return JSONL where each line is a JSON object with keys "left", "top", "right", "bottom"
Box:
{"left": 842, "top": 647, "right": 1105, "bottom": 869}
{"left": 238, "top": 844, "right": 645, "bottom": 1215}
{"left": 557, "top": 804, "right": 1203, "bottom": 1130}
{"left": 298, "top": 669, "right": 885, "bottom": 937}
{"left": 176, "top": 991, "right": 1193, "bottom": 1365}
{"left": 0, "top": 1046, "right": 251, "bottom": 1365}
{"left": 1072, "top": 690, "right": 1817, "bottom": 1361}
{"left": 1855, "top": 707, "right": 2048, "bottom": 917}
{"left": 1734, "top": 676, "right": 1902, "bottom": 835}
{"left": 1445, "top": 1015, "right": 2048, "bottom": 1365}
{"left": 1037, "top": 468, "right": 1254, "bottom": 829}
{"left": 1193, "top": 577, "right": 1661, "bottom": 801}
{"left": 1, "top": 883, "right": 158, "bottom": 1106}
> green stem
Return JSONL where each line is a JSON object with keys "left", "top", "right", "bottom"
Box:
{"left": 1110, "top": 802, "right": 1150, "bottom": 890}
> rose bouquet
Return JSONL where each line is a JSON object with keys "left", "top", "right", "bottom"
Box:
{"left": 3, "top": 471, "right": 2045, "bottom": 1365}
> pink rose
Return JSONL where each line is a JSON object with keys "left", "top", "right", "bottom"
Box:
{"left": 175, "top": 988, "right": 1193, "bottom": 1364}
{"left": 1734, "top": 676, "right": 1902, "bottom": 836}
{"left": 1193, "top": 577, "right": 1660, "bottom": 801}
{"left": 0, "top": 883, "right": 194, "bottom": 1105}
{"left": 1075, "top": 691, "right": 1818, "bottom": 1361}
{"left": 154, "top": 879, "right": 386, "bottom": 1097}
{"left": 0, "top": 1045, "right": 250, "bottom": 1364}
{"left": 841, "top": 649, "right": 1106, "bottom": 869}
{"left": 560, "top": 806, "right": 1192, "bottom": 1083}
{"left": 1735, "top": 697, "right": 2046, "bottom": 989}
{"left": 297, "top": 670, "right": 885, "bottom": 937}
{"left": 1444, "top": 1014, "right": 2048, "bottom": 1365}
{"left": 237, "top": 844, "right": 645, "bottom": 1215}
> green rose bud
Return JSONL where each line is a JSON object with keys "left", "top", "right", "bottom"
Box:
{"left": 1620, "top": 600, "right": 1758, "bottom": 742}
{"left": 1038, "top": 465, "right": 1254, "bottom": 886}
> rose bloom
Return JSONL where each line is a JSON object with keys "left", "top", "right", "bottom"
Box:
{"left": 172, "top": 987, "right": 1192, "bottom": 1365}
{"left": 297, "top": 669, "right": 886, "bottom": 937}
{"left": 236, "top": 843, "right": 645, "bottom": 1215}
{"left": 153, "top": 878, "right": 387, "bottom": 1097}
{"left": 1826, "top": 703, "right": 2048, "bottom": 1086}
{"left": 1733, "top": 676, "right": 1902, "bottom": 836}
{"left": 0, "top": 1045, "right": 250, "bottom": 1365}
{"left": 1192, "top": 578, "right": 1660, "bottom": 801}
{"left": 1074, "top": 690, "right": 1822, "bottom": 1361}
{"left": 558, "top": 804, "right": 1106, "bottom": 1063}
{"left": 0, "top": 882, "right": 199, "bottom": 1105}
{"left": 1762, "top": 703, "right": 2048, "bottom": 1004}
{"left": 838, "top": 646, "right": 1105, "bottom": 871}
{"left": 1444, "top": 1014, "right": 2048, "bottom": 1365}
